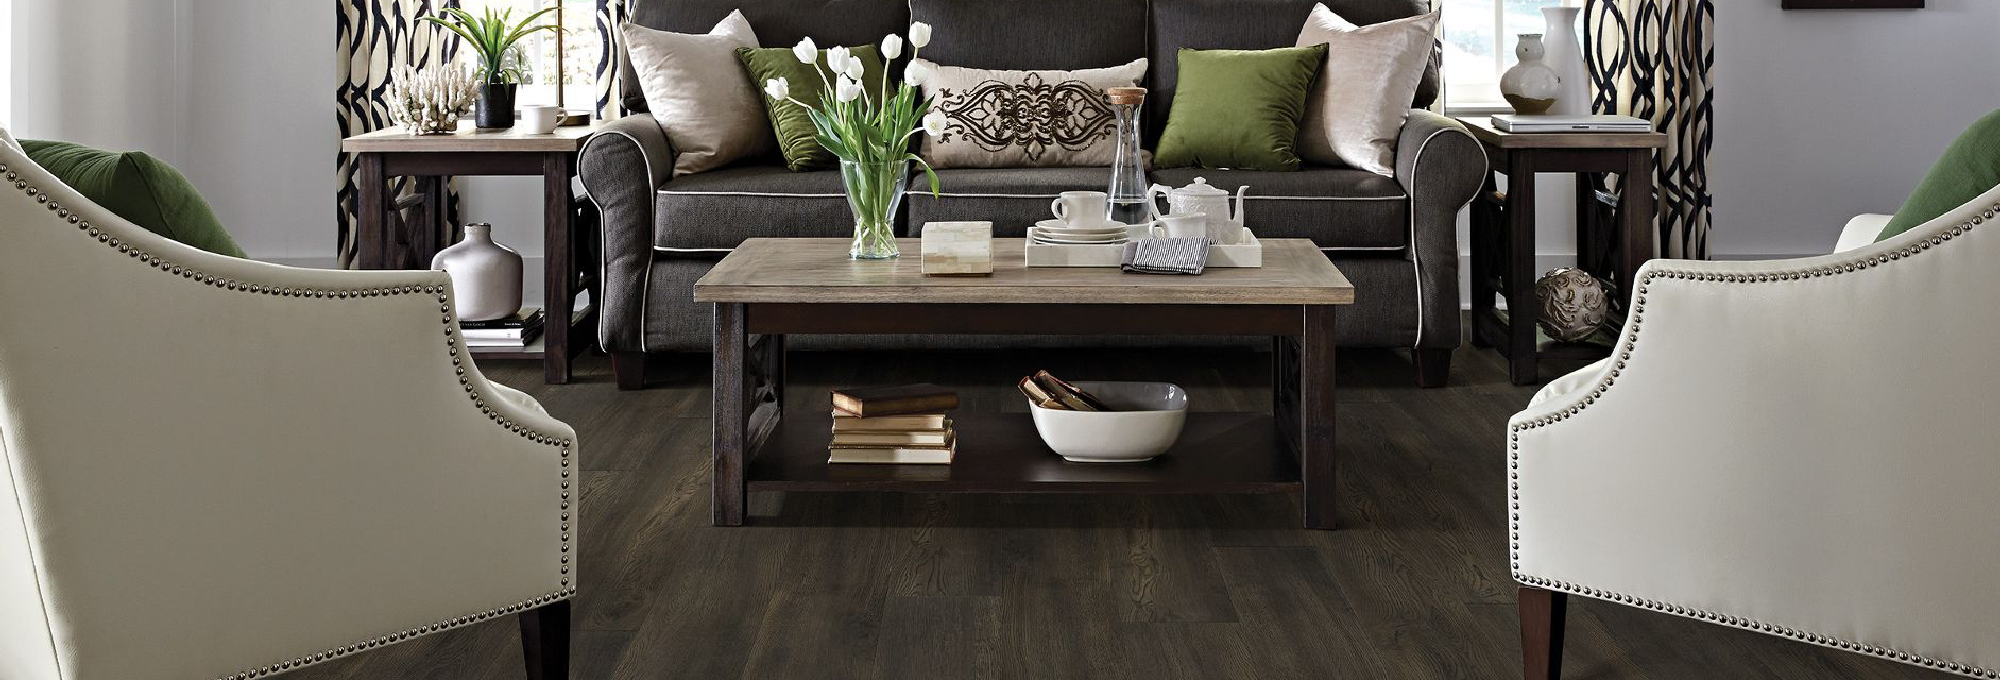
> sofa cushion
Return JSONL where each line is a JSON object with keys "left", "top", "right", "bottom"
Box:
{"left": 739, "top": 45, "right": 889, "bottom": 171}
{"left": 653, "top": 166, "right": 856, "bottom": 250}
{"left": 1877, "top": 107, "right": 2000, "bottom": 242}
{"left": 1149, "top": 167, "right": 1409, "bottom": 249}
{"left": 915, "top": 57, "right": 1149, "bottom": 169}
{"left": 905, "top": 167, "right": 1110, "bottom": 237}
{"left": 910, "top": 0, "right": 1148, "bottom": 71}
{"left": 1153, "top": 45, "right": 1327, "bottom": 172}
{"left": 1148, "top": 0, "right": 1438, "bottom": 142}
{"left": 622, "top": 0, "right": 909, "bottom": 114}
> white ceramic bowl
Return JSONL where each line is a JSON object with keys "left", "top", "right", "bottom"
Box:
{"left": 1028, "top": 381, "right": 1188, "bottom": 463}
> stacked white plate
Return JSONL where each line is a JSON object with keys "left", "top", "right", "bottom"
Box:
{"left": 1031, "top": 219, "right": 1130, "bottom": 245}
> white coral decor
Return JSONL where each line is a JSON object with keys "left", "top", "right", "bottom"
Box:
{"left": 386, "top": 64, "right": 477, "bottom": 135}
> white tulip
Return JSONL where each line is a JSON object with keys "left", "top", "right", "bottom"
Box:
{"left": 792, "top": 37, "right": 818, "bottom": 65}
{"left": 903, "top": 62, "right": 931, "bottom": 86}
{"left": 826, "top": 46, "right": 853, "bottom": 75}
{"left": 909, "top": 21, "right": 932, "bottom": 49}
{"left": 844, "top": 59, "right": 866, "bottom": 82}
{"left": 763, "top": 77, "right": 790, "bottom": 101}
{"left": 922, "top": 110, "right": 947, "bottom": 136}
{"left": 835, "top": 76, "right": 864, "bottom": 103}
{"left": 880, "top": 34, "right": 904, "bottom": 60}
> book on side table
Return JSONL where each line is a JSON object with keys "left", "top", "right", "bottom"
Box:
{"left": 828, "top": 384, "right": 959, "bottom": 464}
{"left": 460, "top": 308, "right": 545, "bottom": 348}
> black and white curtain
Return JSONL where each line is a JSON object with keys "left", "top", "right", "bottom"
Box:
{"left": 335, "top": 0, "right": 462, "bottom": 269}
{"left": 592, "top": 0, "right": 630, "bottom": 119}
{"left": 1585, "top": 0, "right": 1714, "bottom": 260}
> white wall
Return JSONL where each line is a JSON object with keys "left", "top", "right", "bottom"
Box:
{"left": 1710, "top": 0, "right": 2000, "bottom": 258}
{"left": 10, "top": 0, "right": 190, "bottom": 161}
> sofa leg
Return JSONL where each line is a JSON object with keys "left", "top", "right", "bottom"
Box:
{"left": 1413, "top": 347, "right": 1452, "bottom": 388}
{"left": 1519, "top": 586, "right": 1567, "bottom": 680}
{"left": 519, "top": 600, "right": 570, "bottom": 680}
{"left": 610, "top": 351, "right": 648, "bottom": 391}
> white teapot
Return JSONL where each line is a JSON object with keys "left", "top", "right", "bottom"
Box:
{"left": 1147, "top": 177, "right": 1247, "bottom": 243}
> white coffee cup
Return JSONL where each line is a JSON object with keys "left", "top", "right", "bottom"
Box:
{"left": 1151, "top": 212, "right": 1208, "bottom": 240}
{"left": 519, "top": 105, "right": 561, "bottom": 134}
{"left": 1049, "top": 191, "right": 1110, "bottom": 227}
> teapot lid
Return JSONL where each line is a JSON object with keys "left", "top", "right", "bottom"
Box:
{"left": 1172, "top": 177, "right": 1230, "bottom": 196}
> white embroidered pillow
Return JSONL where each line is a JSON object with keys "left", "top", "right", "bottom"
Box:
{"left": 916, "top": 58, "right": 1148, "bottom": 169}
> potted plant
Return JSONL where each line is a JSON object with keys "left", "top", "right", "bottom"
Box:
{"left": 761, "top": 23, "right": 945, "bottom": 259}
{"left": 421, "top": 6, "right": 559, "bottom": 129}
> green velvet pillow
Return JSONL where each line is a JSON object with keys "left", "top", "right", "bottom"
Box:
{"left": 1155, "top": 45, "right": 1327, "bottom": 172}
{"left": 20, "top": 139, "right": 245, "bottom": 257}
{"left": 1877, "top": 108, "right": 2000, "bottom": 242}
{"left": 737, "top": 45, "right": 888, "bottom": 172}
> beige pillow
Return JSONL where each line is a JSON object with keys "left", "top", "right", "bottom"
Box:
{"left": 916, "top": 58, "right": 1148, "bottom": 169}
{"left": 622, "top": 12, "right": 769, "bottom": 176}
{"left": 1295, "top": 6, "right": 1439, "bottom": 176}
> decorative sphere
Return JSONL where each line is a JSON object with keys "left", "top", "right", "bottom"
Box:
{"left": 1535, "top": 268, "right": 1607, "bottom": 342}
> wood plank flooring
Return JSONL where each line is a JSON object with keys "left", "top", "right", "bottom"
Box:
{"left": 288, "top": 344, "right": 1941, "bottom": 680}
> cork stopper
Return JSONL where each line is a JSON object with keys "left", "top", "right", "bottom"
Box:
{"left": 1106, "top": 87, "right": 1147, "bottom": 106}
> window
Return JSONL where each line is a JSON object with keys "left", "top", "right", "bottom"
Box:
{"left": 460, "top": 0, "right": 600, "bottom": 114}
{"left": 1440, "top": 0, "right": 1573, "bottom": 110}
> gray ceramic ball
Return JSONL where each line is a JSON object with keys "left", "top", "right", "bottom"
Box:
{"left": 1534, "top": 268, "right": 1607, "bottom": 342}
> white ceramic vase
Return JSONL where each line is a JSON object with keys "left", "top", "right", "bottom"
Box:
{"left": 1541, "top": 6, "right": 1590, "bottom": 116}
{"left": 431, "top": 223, "right": 523, "bottom": 322}
{"left": 1500, "top": 34, "right": 1562, "bottom": 115}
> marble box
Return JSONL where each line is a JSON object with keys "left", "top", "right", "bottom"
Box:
{"left": 920, "top": 221, "right": 994, "bottom": 276}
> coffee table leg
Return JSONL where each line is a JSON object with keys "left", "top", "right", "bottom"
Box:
{"left": 1301, "top": 305, "right": 1338, "bottom": 530}
{"left": 712, "top": 302, "right": 748, "bottom": 526}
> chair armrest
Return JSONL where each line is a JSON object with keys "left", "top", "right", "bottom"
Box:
{"left": 1396, "top": 109, "right": 1487, "bottom": 349}
{"left": 580, "top": 115, "right": 675, "bottom": 353}
{"left": 1509, "top": 183, "right": 2000, "bottom": 676}
{"left": 0, "top": 146, "right": 576, "bottom": 679}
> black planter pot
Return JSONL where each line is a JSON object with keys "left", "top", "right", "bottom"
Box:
{"left": 475, "top": 84, "right": 517, "bottom": 128}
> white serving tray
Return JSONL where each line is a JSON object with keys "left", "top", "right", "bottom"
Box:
{"left": 1024, "top": 226, "right": 1262, "bottom": 268}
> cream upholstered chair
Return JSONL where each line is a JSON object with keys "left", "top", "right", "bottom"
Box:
{"left": 1509, "top": 183, "right": 2000, "bottom": 679}
{"left": 0, "top": 140, "right": 576, "bottom": 680}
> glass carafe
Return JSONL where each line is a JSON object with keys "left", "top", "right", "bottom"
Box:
{"left": 1104, "top": 87, "right": 1152, "bottom": 226}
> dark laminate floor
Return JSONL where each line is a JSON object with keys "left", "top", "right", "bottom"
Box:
{"left": 291, "top": 344, "right": 1940, "bottom": 680}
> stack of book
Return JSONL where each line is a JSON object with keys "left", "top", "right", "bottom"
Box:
{"left": 827, "top": 383, "right": 959, "bottom": 464}
{"left": 460, "top": 308, "right": 544, "bottom": 349}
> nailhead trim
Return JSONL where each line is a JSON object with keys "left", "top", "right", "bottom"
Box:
{"left": 1509, "top": 202, "right": 2000, "bottom": 679}
{"left": 0, "top": 164, "right": 577, "bottom": 680}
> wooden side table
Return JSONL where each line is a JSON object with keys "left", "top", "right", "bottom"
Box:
{"left": 341, "top": 122, "right": 601, "bottom": 384}
{"left": 1458, "top": 117, "right": 1667, "bottom": 386}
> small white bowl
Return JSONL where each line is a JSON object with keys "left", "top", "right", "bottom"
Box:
{"left": 1028, "top": 381, "right": 1188, "bottom": 463}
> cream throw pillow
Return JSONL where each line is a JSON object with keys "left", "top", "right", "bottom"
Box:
{"left": 1294, "top": 6, "right": 1439, "bottom": 176}
{"left": 915, "top": 58, "right": 1148, "bottom": 169}
{"left": 622, "top": 12, "right": 769, "bottom": 176}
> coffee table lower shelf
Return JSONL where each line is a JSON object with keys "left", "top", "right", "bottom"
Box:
{"left": 745, "top": 411, "right": 1301, "bottom": 495}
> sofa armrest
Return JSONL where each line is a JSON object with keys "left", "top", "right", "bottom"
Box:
{"left": 1395, "top": 109, "right": 1487, "bottom": 349}
{"left": 580, "top": 115, "right": 674, "bottom": 353}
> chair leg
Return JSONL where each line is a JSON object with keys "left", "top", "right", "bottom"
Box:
{"left": 1413, "top": 347, "right": 1453, "bottom": 388}
{"left": 1520, "top": 586, "right": 1567, "bottom": 680}
{"left": 519, "top": 600, "right": 570, "bottom": 680}
{"left": 610, "top": 351, "right": 648, "bottom": 391}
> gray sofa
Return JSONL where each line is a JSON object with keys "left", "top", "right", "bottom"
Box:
{"left": 580, "top": 0, "right": 1486, "bottom": 390}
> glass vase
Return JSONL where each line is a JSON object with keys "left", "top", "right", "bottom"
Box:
{"left": 838, "top": 159, "right": 909, "bottom": 260}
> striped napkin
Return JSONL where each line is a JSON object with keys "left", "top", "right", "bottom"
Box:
{"left": 1121, "top": 237, "right": 1214, "bottom": 275}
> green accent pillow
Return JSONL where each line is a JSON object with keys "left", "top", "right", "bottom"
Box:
{"left": 1877, "top": 108, "right": 2000, "bottom": 242}
{"left": 737, "top": 45, "right": 889, "bottom": 172}
{"left": 20, "top": 139, "right": 245, "bottom": 257}
{"left": 1155, "top": 45, "right": 1328, "bottom": 172}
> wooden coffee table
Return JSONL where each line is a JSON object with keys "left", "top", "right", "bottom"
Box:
{"left": 693, "top": 238, "right": 1354, "bottom": 529}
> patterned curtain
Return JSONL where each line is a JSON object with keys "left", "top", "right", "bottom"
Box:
{"left": 335, "top": 0, "right": 461, "bottom": 269}
{"left": 1584, "top": 0, "right": 1714, "bottom": 260}
{"left": 592, "top": 0, "right": 629, "bottom": 119}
